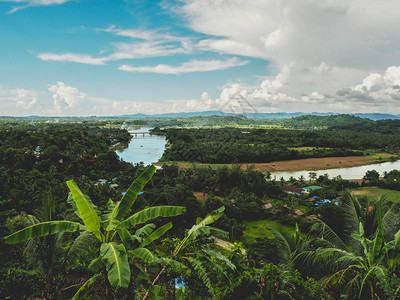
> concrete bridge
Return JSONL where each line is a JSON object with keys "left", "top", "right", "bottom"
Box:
{"left": 128, "top": 131, "right": 153, "bottom": 137}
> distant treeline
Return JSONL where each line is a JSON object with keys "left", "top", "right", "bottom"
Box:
{"left": 162, "top": 128, "right": 389, "bottom": 163}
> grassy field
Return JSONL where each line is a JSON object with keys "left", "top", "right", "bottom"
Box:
{"left": 242, "top": 219, "right": 296, "bottom": 244}
{"left": 353, "top": 186, "right": 400, "bottom": 203}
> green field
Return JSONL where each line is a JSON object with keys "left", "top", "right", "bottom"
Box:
{"left": 353, "top": 186, "right": 400, "bottom": 203}
{"left": 242, "top": 219, "right": 296, "bottom": 244}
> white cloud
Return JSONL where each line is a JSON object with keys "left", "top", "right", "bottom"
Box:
{"left": 38, "top": 27, "right": 197, "bottom": 66}
{"left": 1, "top": 0, "right": 70, "bottom": 13}
{"left": 48, "top": 82, "right": 87, "bottom": 114}
{"left": 0, "top": 87, "right": 42, "bottom": 115}
{"left": 38, "top": 53, "right": 106, "bottom": 65}
{"left": 119, "top": 58, "right": 249, "bottom": 74}
{"left": 166, "top": 65, "right": 400, "bottom": 114}
{"left": 176, "top": 0, "right": 400, "bottom": 98}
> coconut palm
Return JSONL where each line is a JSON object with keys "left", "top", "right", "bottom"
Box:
{"left": 143, "top": 206, "right": 228, "bottom": 299}
{"left": 5, "top": 165, "right": 186, "bottom": 299}
{"left": 19, "top": 192, "right": 74, "bottom": 298}
{"left": 298, "top": 193, "right": 400, "bottom": 299}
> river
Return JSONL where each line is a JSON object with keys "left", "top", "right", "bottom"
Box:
{"left": 116, "top": 127, "right": 167, "bottom": 166}
{"left": 271, "top": 160, "right": 400, "bottom": 181}
{"left": 117, "top": 128, "right": 400, "bottom": 179}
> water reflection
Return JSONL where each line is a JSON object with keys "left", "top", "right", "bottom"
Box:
{"left": 116, "top": 127, "right": 166, "bottom": 166}
{"left": 272, "top": 160, "right": 400, "bottom": 180}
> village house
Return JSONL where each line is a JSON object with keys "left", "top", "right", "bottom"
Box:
{"left": 302, "top": 185, "right": 322, "bottom": 194}
{"left": 282, "top": 185, "right": 303, "bottom": 196}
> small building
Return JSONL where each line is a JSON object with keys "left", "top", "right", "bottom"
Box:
{"left": 274, "top": 205, "right": 289, "bottom": 214}
{"left": 282, "top": 185, "right": 303, "bottom": 196}
{"left": 262, "top": 203, "right": 273, "bottom": 210}
{"left": 302, "top": 185, "right": 323, "bottom": 194}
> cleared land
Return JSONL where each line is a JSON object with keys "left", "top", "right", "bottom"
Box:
{"left": 155, "top": 153, "right": 397, "bottom": 172}
{"left": 242, "top": 220, "right": 297, "bottom": 244}
{"left": 353, "top": 186, "right": 400, "bottom": 203}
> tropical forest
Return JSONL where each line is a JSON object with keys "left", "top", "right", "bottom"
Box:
{"left": 2, "top": 114, "right": 400, "bottom": 299}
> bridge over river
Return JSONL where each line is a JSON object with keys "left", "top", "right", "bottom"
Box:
{"left": 128, "top": 131, "right": 154, "bottom": 137}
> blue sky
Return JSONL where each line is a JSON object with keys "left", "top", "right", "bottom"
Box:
{"left": 1, "top": 0, "right": 400, "bottom": 116}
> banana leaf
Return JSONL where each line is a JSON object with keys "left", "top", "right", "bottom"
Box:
{"left": 128, "top": 248, "right": 155, "bottom": 263}
{"left": 117, "top": 206, "right": 186, "bottom": 229}
{"left": 115, "top": 165, "right": 156, "bottom": 221}
{"left": 141, "top": 222, "right": 172, "bottom": 247}
{"left": 71, "top": 273, "right": 102, "bottom": 300}
{"left": 5, "top": 220, "right": 85, "bottom": 244}
{"left": 100, "top": 242, "right": 131, "bottom": 288}
{"left": 67, "top": 180, "right": 102, "bottom": 240}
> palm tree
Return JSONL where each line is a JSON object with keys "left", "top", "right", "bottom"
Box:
{"left": 143, "top": 206, "right": 227, "bottom": 299}
{"left": 5, "top": 165, "right": 186, "bottom": 299}
{"left": 20, "top": 192, "right": 72, "bottom": 298}
{"left": 297, "top": 193, "right": 400, "bottom": 299}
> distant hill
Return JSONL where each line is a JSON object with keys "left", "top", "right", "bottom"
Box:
{"left": 2, "top": 111, "right": 400, "bottom": 120}
{"left": 116, "top": 111, "right": 400, "bottom": 120}
{"left": 352, "top": 113, "right": 400, "bottom": 120}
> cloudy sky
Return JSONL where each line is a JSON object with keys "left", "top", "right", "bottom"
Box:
{"left": 1, "top": 0, "right": 400, "bottom": 116}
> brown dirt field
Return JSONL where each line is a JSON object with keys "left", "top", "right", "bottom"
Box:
{"left": 353, "top": 190, "right": 379, "bottom": 197}
{"left": 247, "top": 156, "right": 378, "bottom": 172}
{"left": 155, "top": 154, "right": 396, "bottom": 173}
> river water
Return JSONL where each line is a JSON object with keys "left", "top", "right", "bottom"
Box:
{"left": 116, "top": 127, "right": 166, "bottom": 166}
{"left": 117, "top": 128, "right": 400, "bottom": 179}
{"left": 271, "top": 160, "right": 400, "bottom": 181}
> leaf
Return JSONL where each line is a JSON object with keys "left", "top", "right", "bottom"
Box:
{"left": 65, "top": 231, "right": 93, "bottom": 263}
{"left": 105, "top": 201, "right": 121, "bottom": 231}
{"left": 4, "top": 221, "right": 85, "bottom": 244}
{"left": 67, "top": 180, "right": 101, "bottom": 240}
{"left": 71, "top": 273, "right": 101, "bottom": 300}
{"left": 187, "top": 257, "right": 213, "bottom": 291}
{"left": 118, "top": 228, "right": 135, "bottom": 246}
{"left": 197, "top": 206, "right": 225, "bottom": 227}
{"left": 173, "top": 206, "right": 225, "bottom": 256}
{"left": 202, "top": 247, "right": 236, "bottom": 270}
{"left": 88, "top": 256, "right": 103, "bottom": 272}
{"left": 100, "top": 242, "right": 131, "bottom": 288}
{"left": 115, "top": 165, "right": 156, "bottom": 221}
{"left": 371, "top": 200, "right": 385, "bottom": 261}
{"left": 141, "top": 222, "right": 173, "bottom": 247}
{"left": 189, "top": 225, "right": 228, "bottom": 241}
{"left": 128, "top": 248, "right": 155, "bottom": 263}
{"left": 359, "top": 266, "right": 387, "bottom": 299}
{"left": 135, "top": 223, "right": 156, "bottom": 238}
{"left": 148, "top": 284, "right": 161, "bottom": 300}
{"left": 154, "top": 258, "right": 188, "bottom": 271}
{"left": 117, "top": 206, "right": 186, "bottom": 229}
{"left": 67, "top": 192, "right": 100, "bottom": 219}
{"left": 395, "top": 229, "right": 400, "bottom": 246}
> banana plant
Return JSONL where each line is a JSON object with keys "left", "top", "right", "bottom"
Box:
{"left": 5, "top": 165, "right": 186, "bottom": 299}
{"left": 143, "top": 206, "right": 226, "bottom": 300}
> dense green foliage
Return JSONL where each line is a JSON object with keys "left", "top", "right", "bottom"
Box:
{"left": 3, "top": 116, "right": 400, "bottom": 299}
{"left": 162, "top": 128, "right": 368, "bottom": 163}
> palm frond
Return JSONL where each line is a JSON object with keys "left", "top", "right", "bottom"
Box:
{"left": 71, "top": 273, "right": 102, "bottom": 300}
{"left": 201, "top": 246, "right": 236, "bottom": 271}
{"left": 187, "top": 257, "right": 213, "bottom": 292}
{"left": 309, "top": 218, "right": 347, "bottom": 250}
{"left": 65, "top": 231, "right": 93, "bottom": 263}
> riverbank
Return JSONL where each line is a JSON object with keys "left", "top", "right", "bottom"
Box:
{"left": 154, "top": 153, "right": 397, "bottom": 172}
{"left": 109, "top": 141, "right": 130, "bottom": 151}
